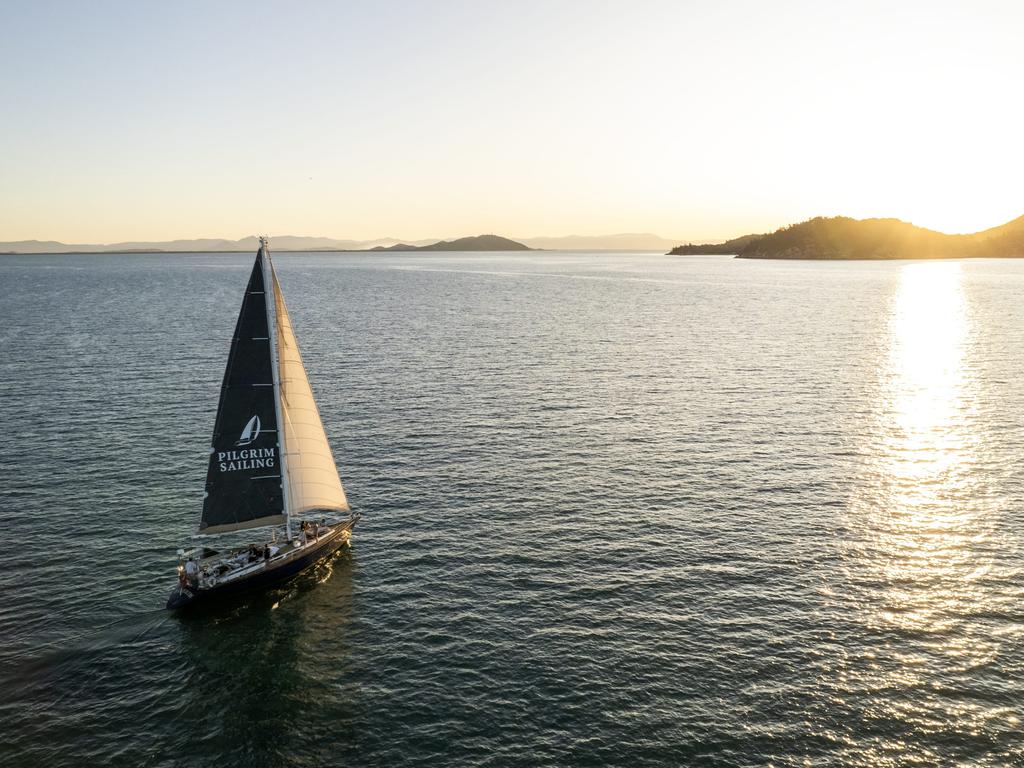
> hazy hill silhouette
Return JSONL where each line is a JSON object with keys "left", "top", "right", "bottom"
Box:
{"left": 370, "top": 234, "right": 530, "bottom": 252}
{"left": 669, "top": 215, "right": 1024, "bottom": 259}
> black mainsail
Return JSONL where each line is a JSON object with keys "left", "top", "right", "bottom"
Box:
{"left": 199, "top": 247, "right": 285, "bottom": 533}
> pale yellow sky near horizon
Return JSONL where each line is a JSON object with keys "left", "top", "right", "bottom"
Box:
{"left": 1, "top": 0, "right": 1022, "bottom": 244}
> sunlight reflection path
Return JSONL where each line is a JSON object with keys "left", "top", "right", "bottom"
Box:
{"left": 877, "top": 263, "right": 984, "bottom": 637}
{"left": 834, "top": 262, "right": 1015, "bottom": 762}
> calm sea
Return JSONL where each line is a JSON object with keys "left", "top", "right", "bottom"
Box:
{"left": 1, "top": 252, "right": 1023, "bottom": 767}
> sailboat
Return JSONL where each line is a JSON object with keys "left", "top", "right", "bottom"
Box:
{"left": 166, "top": 237, "right": 359, "bottom": 610}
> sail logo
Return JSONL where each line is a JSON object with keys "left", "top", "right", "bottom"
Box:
{"left": 218, "top": 414, "right": 275, "bottom": 471}
{"left": 237, "top": 415, "right": 261, "bottom": 446}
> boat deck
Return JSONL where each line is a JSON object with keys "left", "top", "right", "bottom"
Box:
{"left": 184, "top": 521, "right": 350, "bottom": 591}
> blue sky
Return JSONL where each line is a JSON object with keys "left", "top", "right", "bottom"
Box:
{"left": 2, "top": 0, "right": 1022, "bottom": 242}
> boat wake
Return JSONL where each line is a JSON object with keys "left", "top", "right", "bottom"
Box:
{"left": 2, "top": 609, "right": 171, "bottom": 680}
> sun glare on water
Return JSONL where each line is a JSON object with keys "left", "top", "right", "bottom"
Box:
{"left": 886, "top": 262, "right": 974, "bottom": 491}
{"left": 871, "top": 262, "right": 986, "bottom": 632}
{"left": 838, "top": 261, "right": 1014, "bottom": 750}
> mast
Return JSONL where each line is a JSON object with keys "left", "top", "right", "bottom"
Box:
{"left": 261, "top": 236, "right": 292, "bottom": 540}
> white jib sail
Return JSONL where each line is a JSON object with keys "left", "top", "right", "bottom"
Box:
{"left": 271, "top": 267, "right": 350, "bottom": 516}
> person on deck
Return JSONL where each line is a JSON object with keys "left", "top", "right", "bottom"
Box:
{"left": 184, "top": 557, "right": 198, "bottom": 587}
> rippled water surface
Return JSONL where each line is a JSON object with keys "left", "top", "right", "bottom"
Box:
{"left": 1, "top": 252, "right": 1023, "bottom": 767}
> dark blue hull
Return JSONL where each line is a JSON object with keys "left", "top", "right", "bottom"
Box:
{"left": 166, "top": 521, "right": 355, "bottom": 610}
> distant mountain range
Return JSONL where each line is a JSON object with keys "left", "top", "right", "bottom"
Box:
{"left": 0, "top": 232, "right": 678, "bottom": 254}
{"left": 669, "top": 215, "right": 1024, "bottom": 259}
{"left": 0, "top": 235, "right": 435, "bottom": 254}
{"left": 26, "top": 218, "right": 1024, "bottom": 259}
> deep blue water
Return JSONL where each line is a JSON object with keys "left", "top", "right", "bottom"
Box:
{"left": 1, "top": 251, "right": 1023, "bottom": 766}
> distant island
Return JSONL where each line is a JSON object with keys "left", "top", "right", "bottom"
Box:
{"left": 370, "top": 234, "right": 530, "bottom": 252}
{"left": 0, "top": 232, "right": 676, "bottom": 254}
{"left": 669, "top": 214, "right": 1024, "bottom": 260}
{"left": 668, "top": 234, "right": 765, "bottom": 255}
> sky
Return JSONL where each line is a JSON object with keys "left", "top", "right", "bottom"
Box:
{"left": 1, "top": 0, "right": 1022, "bottom": 243}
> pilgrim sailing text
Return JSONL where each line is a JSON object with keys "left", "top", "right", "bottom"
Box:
{"left": 217, "top": 448, "right": 276, "bottom": 472}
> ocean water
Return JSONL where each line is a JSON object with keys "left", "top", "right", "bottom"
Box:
{"left": 1, "top": 251, "right": 1023, "bottom": 767}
